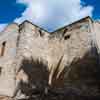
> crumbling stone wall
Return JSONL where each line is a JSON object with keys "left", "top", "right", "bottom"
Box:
{"left": 0, "top": 16, "right": 99, "bottom": 97}
{"left": 93, "top": 22, "right": 100, "bottom": 54}
{"left": 0, "top": 23, "right": 19, "bottom": 97}
{"left": 48, "top": 17, "right": 96, "bottom": 86}
{"left": 15, "top": 17, "right": 96, "bottom": 88}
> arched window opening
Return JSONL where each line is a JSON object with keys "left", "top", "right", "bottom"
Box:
{"left": 39, "top": 30, "right": 44, "bottom": 37}
{"left": 0, "top": 67, "right": 2, "bottom": 75}
{"left": 1, "top": 41, "right": 6, "bottom": 56}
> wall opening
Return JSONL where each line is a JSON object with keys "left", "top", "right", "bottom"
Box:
{"left": 0, "top": 67, "right": 2, "bottom": 75}
{"left": 0, "top": 41, "right": 6, "bottom": 56}
{"left": 63, "top": 28, "right": 68, "bottom": 36}
{"left": 39, "top": 30, "right": 44, "bottom": 37}
{"left": 64, "top": 34, "right": 71, "bottom": 40}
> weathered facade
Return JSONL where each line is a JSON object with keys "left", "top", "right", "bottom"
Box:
{"left": 0, "top": 16, "right": 99, "bottom": 97}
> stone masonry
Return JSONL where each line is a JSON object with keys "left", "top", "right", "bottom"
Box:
{"left": 0, "top": 16, "right": 99, "bottom": 97}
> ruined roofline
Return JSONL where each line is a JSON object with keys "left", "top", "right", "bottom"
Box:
{"left": 0, "top": 16, "right": 93, "bottom": 34}
{"left": 19, "top": 16, "right": 93, "bottom": 34}
{"left": 51, "top": 16, "right": 93, "bottom": 33}
{"left": 0, "top": 23, "right": 19, "bottom": 35}
{"left": 19, "top": 20, "right": 49, "bottom": 33}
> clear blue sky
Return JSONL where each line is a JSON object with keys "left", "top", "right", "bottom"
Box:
{"left": 0, "top": 0, "right": 26, "bottom": 23}
{"left": 0, "top": 0, "right": 99, "bottom": 31}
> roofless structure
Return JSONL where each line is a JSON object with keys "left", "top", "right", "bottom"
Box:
{"left": 0, "top": 16, "right": 100, "bottom": 98}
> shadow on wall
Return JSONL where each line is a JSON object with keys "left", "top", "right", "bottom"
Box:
{"left": 63, "top": 46, "right": 100, "bottom": 99}
{"left": 67, "top": 46, "right": 100, "bottom": 82}
{"left": 18, "top": 58, "right": 49, "bottom": 97}
{"left": 17, "top": 46, "right": 100, "bottom": 100}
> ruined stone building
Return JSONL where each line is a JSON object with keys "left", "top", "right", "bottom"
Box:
{"left": 0, "top": 16, "right": 100, "bottom": 98}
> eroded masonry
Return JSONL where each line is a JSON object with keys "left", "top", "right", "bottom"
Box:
{"left": 0, "top": 16, "right": 100, "bottom": 97}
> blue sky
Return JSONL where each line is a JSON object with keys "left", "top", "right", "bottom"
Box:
{"left": 82, "top": 0, "right": 100, "bottom": 19}
{"left": 0, "top": 0, "right": 99, "bottom": 32}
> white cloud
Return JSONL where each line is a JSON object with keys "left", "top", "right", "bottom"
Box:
{"left": 0, "top": 24, "right": 7, "bottom": 32}
{"left": 15, "top": 0, "right": 94, "bottom": 31}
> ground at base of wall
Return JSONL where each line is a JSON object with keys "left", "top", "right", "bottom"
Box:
{"left": 14, "top": 87, "right": 100, "bottom": 100}
{"left": 16, "top": 95, "right": 100, "bottom": 100}
{"left": 1, "top": 90, "right": 100, "bottom": 100}
{"left": 0, "top": 96, "right": 14, "bottom": 100}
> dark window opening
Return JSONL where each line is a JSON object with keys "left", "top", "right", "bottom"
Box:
{"left": 64, "top": 35, "right": 71, "bottom": 40}
{"left": 63, "top": 28, "right": 68, "bottom": 36}
{"left": 0, "top": 67, "right": 1, "bottom": 74}
{"left": 1, "top": 41, "right": 6, "bottom": 56}
{"left": 39, "top": 30, "right": 44, "bottom": 37}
